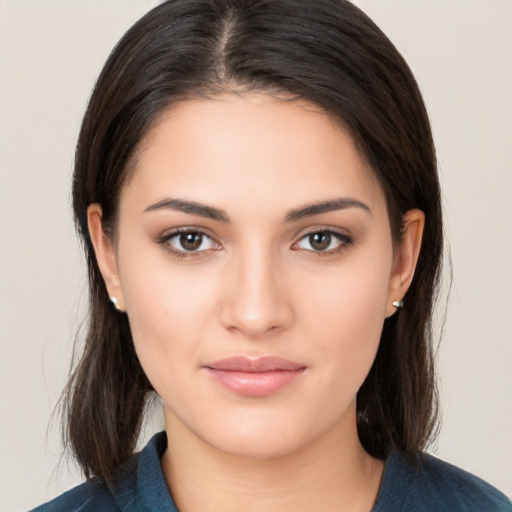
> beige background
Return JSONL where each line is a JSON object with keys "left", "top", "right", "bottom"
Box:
{"left": 1, "top": 1, "right": 511, "bottom": 510}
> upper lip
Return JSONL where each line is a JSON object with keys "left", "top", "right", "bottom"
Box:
{"left": 204, "top": 356, "right": 306, "bottom": 372}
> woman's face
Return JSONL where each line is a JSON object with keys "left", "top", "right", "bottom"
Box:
{"left": 90, "top": 93, "right": 422, "bottom": 458}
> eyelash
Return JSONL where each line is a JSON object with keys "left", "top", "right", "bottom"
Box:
{"left": 158, "top": 228, "right": 354, "bottom": 258}
{"left": 158, "top": 228, "right": 220, "bottom": 259}
{"left": 292, "top": 230, "right": 354, "bottom": 255}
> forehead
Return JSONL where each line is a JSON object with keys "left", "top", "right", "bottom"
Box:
{"left": 122, "top": 93, "right": 385, "bottom": 216}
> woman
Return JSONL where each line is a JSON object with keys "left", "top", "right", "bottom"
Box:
{"left": 32, "top": 0, "right": 511, "bottom": 510}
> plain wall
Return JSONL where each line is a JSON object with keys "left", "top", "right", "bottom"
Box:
{"left": 0, "top": 1, "right": 510, "bottom": 510}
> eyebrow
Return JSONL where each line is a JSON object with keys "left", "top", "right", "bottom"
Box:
{"left": 285, "top": 198, "right": 372, "bottom": 222}
{"left": 144, "top": 198, "right": 230, "bottom": 222}
{"left": 144, "top": 196, "right": 371, "bottom": 223}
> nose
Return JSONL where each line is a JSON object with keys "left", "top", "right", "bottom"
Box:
{"left": 219, "top": 246, "right": 295, "bottom": 338}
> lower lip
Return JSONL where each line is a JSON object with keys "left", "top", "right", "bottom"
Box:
{"left": 205, "top": 368, "right": 305, "bottom": 396}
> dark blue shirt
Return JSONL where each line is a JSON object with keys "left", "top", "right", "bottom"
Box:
{"left": 31, "top": 432, "right": 511, "bottom": 511}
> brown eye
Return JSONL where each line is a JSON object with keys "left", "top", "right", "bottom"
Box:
{"left": 180, "top": 232, "right": 203, "bottom": 251}
{"left": 309, "top": 232, "right": 331, "bottom": 251}
{"left": 294, "top": 230, "right": 352, "bottom": 253}
{"left": 163, "top": 230, "right": 218, "bottom": 255}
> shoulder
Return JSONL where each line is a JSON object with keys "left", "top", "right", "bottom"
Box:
{"left": 28, "top": 479, "right": 117, "bottom": 512}
{"left": 374, "top": 451, "right": 512, "bottom": 512}
{"left": 415, "top": 453, "right": 511, "bottom": 511}
{"left": 29, "top": 432, "right": 173, "bottom": 512}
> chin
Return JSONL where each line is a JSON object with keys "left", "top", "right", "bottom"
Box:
{"left": 205, "top": 429, "right": 306, "bottom": 460}
{"left": 186, "top": 406, "right": 330, "bottom": 460}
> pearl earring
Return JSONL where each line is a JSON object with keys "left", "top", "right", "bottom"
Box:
{"left": 109, "top": 296, "right": 124, "bottom": 312}
{"left": 392, "top": 300, "right": 404, "bottom": 309}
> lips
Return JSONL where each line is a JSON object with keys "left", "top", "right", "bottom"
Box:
{"left": 204, "top": 356, "right": 306, "bottom": 396}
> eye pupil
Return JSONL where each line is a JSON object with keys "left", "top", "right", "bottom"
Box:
{"left": 180, "top": 232, "right": 202, "bottom": 250}
{"left": 310, "top": 232, "right": 331, "bottom": 251}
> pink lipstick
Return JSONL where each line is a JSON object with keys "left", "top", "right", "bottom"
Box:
{"left": 204, "top": 356, "right": 306, "bottom": 396}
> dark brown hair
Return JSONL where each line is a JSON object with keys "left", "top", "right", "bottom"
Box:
{"left": 66, "top": 0, "right": 443, "bottom": 480}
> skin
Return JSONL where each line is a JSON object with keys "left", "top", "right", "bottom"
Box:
{"left": 88, "top": 93, "right": 424, "bottom": 512}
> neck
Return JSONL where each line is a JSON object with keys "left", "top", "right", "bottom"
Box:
{"left": 161, "top": 404, "right": 384, "bottom": 512}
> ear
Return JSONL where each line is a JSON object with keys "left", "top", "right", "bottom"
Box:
{"left": 385, "top": 208, "right": 425, "bottom": 317}
{"left": 87, "top": 204, "right": 125, "bottom": 312}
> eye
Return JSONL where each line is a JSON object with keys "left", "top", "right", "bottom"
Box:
{"left": 161, "top": 230, "right": 219, "bottom": 256}
{"left": 293, "top": 230, "right": 352, "bottom": 253}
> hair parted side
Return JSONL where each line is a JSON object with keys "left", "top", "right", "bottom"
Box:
{"left": 66, "top": 0, "right": 443, "bottom": 481}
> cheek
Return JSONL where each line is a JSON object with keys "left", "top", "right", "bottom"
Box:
{"left": 116, "top": 244, "right": 219, "bottom": 385}
{"left": 298, "top": 249, "right": 392, "bottom": 384}
{"left": 303, "top": 255, "right": 391, "bottom": 335}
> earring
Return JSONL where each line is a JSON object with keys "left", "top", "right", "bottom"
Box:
{"left": 392, "top": 300, "right": 404, "bottom": 309}
{"left": 110, "top": 296, "right": 124, "bottom": 312}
